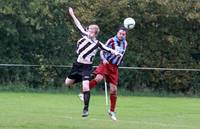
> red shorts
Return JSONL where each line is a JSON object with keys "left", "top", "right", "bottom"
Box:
{"left": 94, "top": 62, "right": 118, "bottom": 86}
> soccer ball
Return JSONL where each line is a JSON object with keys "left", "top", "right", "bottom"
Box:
{"left": 123, "top": 17, "right": 135, "bottom": 29}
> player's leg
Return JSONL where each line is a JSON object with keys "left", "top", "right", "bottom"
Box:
{"left": 82, "top": 80, "right": 90, "bottom": 117}
{"left": 65, "top": 74, "right": 82, "bottom": 87}
{"left": 106, "top": 69, "right": 118, "bottom": 113}
{"left": 108, "top": 83, "right": 118, "bottom": 121}
{"left": 89, "top": 63, "right": 107, "bottom": 89}
{"left": 65, "top": 77, "right": 75, "bottom": 86}
{"left": 65, "top": 62, "right": 82, "bottom": 87}
{"left": 79, "top": 74, "right": 103, "bottom": 101}
{"left": 79, "top": 64, "right": 106, "bottom": 101}
{"left": 89, "top": 74, "right": 104, "bottom": 89}
{"left": 109, "top": 83, "right": 117, "bottom": 112}
{"left": 106, "top": 65, "right": 119, "bottom": 121}
{"left": 81, "top": 64, "right": 93, "bottom": 117}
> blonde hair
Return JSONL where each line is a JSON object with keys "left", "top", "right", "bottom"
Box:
{"left": 88, "top": 24, "right": 100, "bottom": 35}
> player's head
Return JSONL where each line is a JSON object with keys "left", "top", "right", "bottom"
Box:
{"left": 87, "top": 24, "right": 100, "bottom": 38}
{"left": 117, "top": 27, "right": 127, "bottom": 40}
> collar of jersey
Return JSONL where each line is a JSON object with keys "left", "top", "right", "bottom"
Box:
{"left": 84, "top": 36, "right": 97, "bottom": 43}
{"left": 114, "top": 36, "right": 125, "bottom": 44}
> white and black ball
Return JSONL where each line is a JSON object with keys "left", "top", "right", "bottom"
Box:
{"left": 123, "top": 17, "right": 135, "bottom": 29}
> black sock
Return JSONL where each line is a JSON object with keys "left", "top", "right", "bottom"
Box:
{"left": 83, "top": 91, "right": 90, "bottom": 111}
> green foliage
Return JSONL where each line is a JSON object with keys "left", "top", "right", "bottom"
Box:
{"left": 0, "top": 0, "right": 200, "bottom": 94}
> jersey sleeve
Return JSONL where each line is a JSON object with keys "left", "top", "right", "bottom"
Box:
{"left": 76, "top": 24, "right": 88, "bottom": 36}
{"left": 99, "top": 38, "right": 113, "bottom": 60}
{"left": 98, "top": 41, "right": 112, "bottom": 53}
{"left": 118, "top": 40, "right": 128, "bottom": 65}
{"left": 105, "top": 38, "right": 114, "bottom": 48}
{"left": 70, "top": 14, "right": 88, "bottom": 36}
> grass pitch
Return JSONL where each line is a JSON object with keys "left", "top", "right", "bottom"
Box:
{"left": 0, "top": 92, "right": 199, "bottom": 129}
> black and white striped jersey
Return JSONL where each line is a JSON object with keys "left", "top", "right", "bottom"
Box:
{"left": 76, "top": 35, "right": 112, "bottom": 64}
{"left": 70, "top": 19, "right": 117, "bottom": 64}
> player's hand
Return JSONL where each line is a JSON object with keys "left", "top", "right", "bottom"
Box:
{"left": 111, "top": 49, "right": 122, "bottom": 57}
{"left": 68, "top": 7, "right": 74, "bottom": 16}
{"left": 117, "top": 53, "right": 123, "bottom": 57}
{"left": 102, "top": 59, "right": 109, "bottom": 64}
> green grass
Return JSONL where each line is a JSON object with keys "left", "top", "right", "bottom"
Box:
{"left": 0, "top": 92, "right": 199, "bottom": 129}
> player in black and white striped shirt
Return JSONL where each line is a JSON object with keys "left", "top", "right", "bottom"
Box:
{"left": 65, "top": 7, "right": 121, "bottom": 117}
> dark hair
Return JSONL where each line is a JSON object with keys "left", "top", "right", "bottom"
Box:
{"left": 118, "top": 26, "right": 128, "bottom": 32}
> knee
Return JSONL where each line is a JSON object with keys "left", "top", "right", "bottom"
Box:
{"left": 65, "top": 79, "right": 70, "bottom": 86}
{"left": 110, "top": 85, "right": 117, "bottom": 94}
{"left": 82, "top": 80, "right": 90, "bottom": 92}
{"left": 65, "top": 78, "right": 73, "bottom": 86}
{"left": 95, "top": 74, "right": 103, "bottom": 83}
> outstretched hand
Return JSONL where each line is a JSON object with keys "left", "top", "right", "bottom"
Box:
{"left": 111, "top": 49, "right": 123, "bottom": 57}
{"left": 103, "top": 59, "right": 109, "bottom": 64}
{"left": 68, "top": 7, "right": 74, "bottom": 16}
{"left": 117, "top": 53, "right": 123, "bottom": 57}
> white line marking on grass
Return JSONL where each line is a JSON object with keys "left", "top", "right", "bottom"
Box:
{"left": 61, "top": 116, "right": 198, "bottom": 129}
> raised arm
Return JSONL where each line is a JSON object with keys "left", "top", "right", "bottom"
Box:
{"left": 98, "top": 41, "right": 122, "bottom": 57}
{"left": 68, "top": 7, "right": 88, "bottom": 35}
